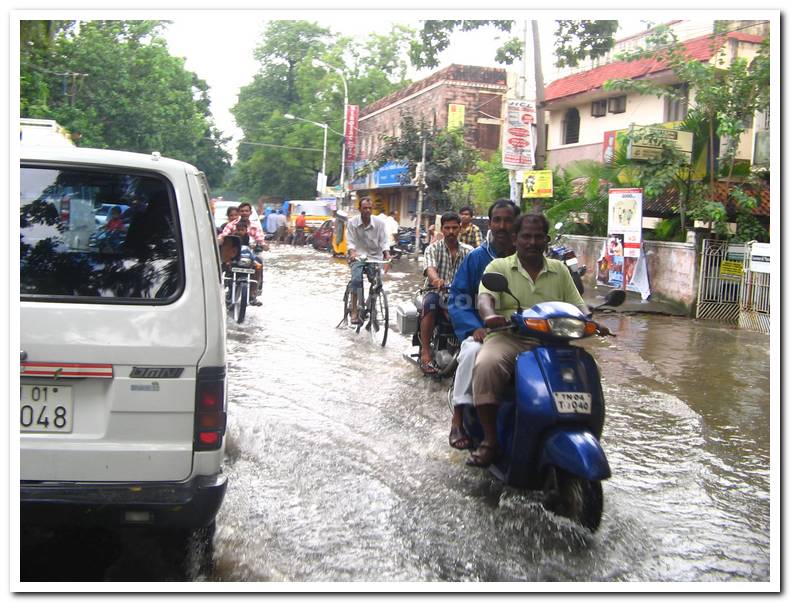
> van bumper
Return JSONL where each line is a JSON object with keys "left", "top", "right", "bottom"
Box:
{"left": 20, "top": 473, "right": 227, "bottom": 529}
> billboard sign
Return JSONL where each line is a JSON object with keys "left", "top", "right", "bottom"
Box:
{"left": 345, "top": 105, "right": 359, "bottom": 164}
{"left": 501, "top": 100, "right": 535, "bottom": 169}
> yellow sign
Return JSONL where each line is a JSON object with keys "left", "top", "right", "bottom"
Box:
{"left": 522, "top": 170, "right": 553, "bottom": 198}
{"left": 448, "top": 104, "right": 465, "bottom": 130}
{"left": 720, "top": 260, "right": 744, "bottom": 279}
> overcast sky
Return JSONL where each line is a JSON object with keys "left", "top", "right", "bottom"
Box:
{"left": 161, "top": 12, "right": 656, "bottom": 159}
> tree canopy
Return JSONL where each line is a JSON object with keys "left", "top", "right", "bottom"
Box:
{"left": 408, "top": 20, "right": 620, "bottom": 69}
{"left": 363, "top": 113, "right": 480, "bottom": 213}
{"left": 20, "top": 20, "right": 231, "bottom": 187}
{"left": 229, "top": 20, "right": 416, "bottom": 201}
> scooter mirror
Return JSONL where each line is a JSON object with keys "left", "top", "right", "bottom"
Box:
{"left": 603, "top": 289, "right": 626, "bottom": 307}
{"left": 481, "top": 272, "right": 509, "bottom": 293}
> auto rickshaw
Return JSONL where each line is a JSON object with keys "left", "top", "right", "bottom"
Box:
{"left": 331, "top": 210, "right": 348, "bottom": 256}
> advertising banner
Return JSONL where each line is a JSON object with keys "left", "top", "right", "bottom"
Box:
{"left": 748, "top": 242, "right": 771, "bottom": 274}
{"left": 501, "top": 100, "right": 535, "bottom": 170}
{"left": 597, "top": 188, "right": 649, "bottom": 297}
{"left": 344, "top": 105, "right": 359, "bottom": 164}
{"left": 448, "top": 103, "right": 465, "bottom": 130}
{"left": 522, "top": 170, "right": 553, "bottom": 198}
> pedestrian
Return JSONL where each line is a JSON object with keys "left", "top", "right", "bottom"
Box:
{"left": 294, "top": 211, "right": 307, "bottom": 246}
{"left": 457, "top": 205, "right": 482, "bottom": 248}
{"left": 275, "top": 210, "right": 287, "bottom": 243}
{"left": 384, "top": 210, "right": 400, "bottom": 253}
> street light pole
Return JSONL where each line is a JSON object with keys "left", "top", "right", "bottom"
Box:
{"left": 284, "top": 113, "right": 328, "bottom": 193}
{"left": 314, "top": 60, "right": 349, "bottom": 192}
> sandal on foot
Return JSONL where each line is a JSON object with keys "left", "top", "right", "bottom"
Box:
{"left": 419, "top": 359, "right": 438, "bottom": 375}
{"left": 448, "top": 425, "right": 472, "bottom": 450}
{"left": 466, "top": 443, "right": 501, "bottom": 467}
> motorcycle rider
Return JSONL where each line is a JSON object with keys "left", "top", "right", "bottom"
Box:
{"left": 446, "top": 199, "right": 519, "bottom": 450}
{"left": 219, "top": 202, "right": 269, "bottom": 303}
{"left": 468, "top": 213, "right": 604, "bottom": 468}
{"left": 419, "top": 211, "right": 473, "bottom": 374}
{"left": 346, "top": 197, "right": 390, "bottom": 325}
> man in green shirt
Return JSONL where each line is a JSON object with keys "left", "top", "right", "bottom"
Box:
{"left": 467, "top": 213, "right": 603, "bottom": 468}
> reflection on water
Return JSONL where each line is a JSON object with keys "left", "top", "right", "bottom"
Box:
{"left": 212, "top": 246, "right": 771, "bottom": 583}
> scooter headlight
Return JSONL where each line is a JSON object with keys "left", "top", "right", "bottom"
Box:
{"left": 237, "top": 257, "right": 253, "bottom": 267}
{"left": 546, "top": 317, "right": 596, "bottom": 338}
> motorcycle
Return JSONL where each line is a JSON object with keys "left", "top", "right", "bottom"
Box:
{"left": 548, "top": 221, "right": 586, "bottom": 294}
{"left": 459, "top": 272, "right": 625, "bottom": 531}
{"left": 223, "top": 238, "right": 261, "bottom": 324}
{"left": 392, "top": 225, "right": 428, "bottom": 257}
{"left": 398, "top": 286, "right": 460, "bottom": 378}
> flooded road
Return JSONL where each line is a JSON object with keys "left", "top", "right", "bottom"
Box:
{"left": 212, "top": 245, "right": 772, "bottom": 583}
{"left": 21, "top": 244, "right": 772, "bottom": 584}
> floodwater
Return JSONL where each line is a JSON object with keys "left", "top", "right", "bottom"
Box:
{"left": 20, "top": 244, "right": 773, "bottom": 584}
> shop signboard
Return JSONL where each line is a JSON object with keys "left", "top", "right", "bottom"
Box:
{"left": 448, "top": 104, "right": 465, "bottom": 130}
{"left": 522, "top": 170, "right": 553, "bottom": 198}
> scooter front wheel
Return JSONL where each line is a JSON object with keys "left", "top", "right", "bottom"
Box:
{"left": 543, "top": 467, "right": 603, "bottom": 532}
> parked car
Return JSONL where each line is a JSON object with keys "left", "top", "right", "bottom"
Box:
{"left": 311, "top": 219, "right": 335, "bottom": 251}
{"left": 20, "top": 142, "right": 228, "bottom": 569}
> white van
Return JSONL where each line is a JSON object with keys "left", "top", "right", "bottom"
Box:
{"left": 19, "top": 144, "right": 228, "bottom": 540}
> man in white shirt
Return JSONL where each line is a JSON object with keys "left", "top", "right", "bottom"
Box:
{"left": 346, "top": 197, "right": 390, "bottom": 324}
{"left": 383, "top": 210, "right": 400, "bottom": 252}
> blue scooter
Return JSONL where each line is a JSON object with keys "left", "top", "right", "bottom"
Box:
{"left": 460, "top": 272, "right": 625, "bottom": 531}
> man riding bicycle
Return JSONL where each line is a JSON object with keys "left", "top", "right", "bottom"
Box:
{"left": 346, "top": 197, "right": 390, "bottom": 325}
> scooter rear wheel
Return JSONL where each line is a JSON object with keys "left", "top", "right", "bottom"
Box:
{"left": 543, "top": 467, "right": 603, "bottom": 532}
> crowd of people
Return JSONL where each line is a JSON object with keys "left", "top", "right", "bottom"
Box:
{"left": 343, "top": 197, "right": 596, "bottom": 468}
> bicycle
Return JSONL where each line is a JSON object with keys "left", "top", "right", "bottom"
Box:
{"left": 337, "top": 256, "right": 390, "bottom": 347}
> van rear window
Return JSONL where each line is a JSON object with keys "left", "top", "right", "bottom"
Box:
{"left": 20, "top": 166, "right": 183, "bottom": 301}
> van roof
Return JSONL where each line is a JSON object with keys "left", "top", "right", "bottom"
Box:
{"left": 21, "top": 145, "right": 198, "bottom": 174}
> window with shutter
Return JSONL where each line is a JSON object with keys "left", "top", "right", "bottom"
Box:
{"left": 563, "top": 109, "right": 580, "bottom": 144}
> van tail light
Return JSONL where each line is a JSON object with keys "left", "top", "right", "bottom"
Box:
{"left": 194, "top": 366, "right": 226, "bottom": 451}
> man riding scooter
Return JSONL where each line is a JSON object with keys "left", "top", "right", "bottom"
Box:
{"left": 418, "top": 211, "right": 473, "bottom": 374}
{"left": 446, "top": 199, "right": 519, "bottom": 450}
{"left": 467, "top": 213, "right": 609, "bottom": 467}
{"left": 218, "top": 201, "right": 269, "bottom": 305}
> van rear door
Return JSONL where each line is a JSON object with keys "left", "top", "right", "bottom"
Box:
{"left": 20, "top": 160, "right": 204, "bottom": 483}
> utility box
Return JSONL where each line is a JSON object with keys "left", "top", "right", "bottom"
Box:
{"left": 396, "top": 302, "right": 419, "bottom": 335}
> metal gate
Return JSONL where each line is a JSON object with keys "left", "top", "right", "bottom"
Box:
{"left": 696, "top": 239, "right": 742, "bottom": 324}
{"left": 738, "top": 242, "right": 771, "bottom": 334}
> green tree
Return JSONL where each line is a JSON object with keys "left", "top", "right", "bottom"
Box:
{"left": 362, "top": 113, "right": 479, "bottom": 212}
{"left": 20, "top": 20, "right": 231, "bottom": 187}
{"left": 408, "top": 19, "right": 619, "bottom": 69}
{"left": 447, "top": 150, "right": 510, "bottom": 213}
{"left": 230, "top": 21, "right": 415, "bottom": 200}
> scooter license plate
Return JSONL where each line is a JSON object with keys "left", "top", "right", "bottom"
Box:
{"left": 553, "top": 392, "right": 592, "bottom": 414}
{"left": 565, "top": 257, "right": 578, "bottom": 267}
{"left": 232, "top": 267, "right": 255, "bottom": 274}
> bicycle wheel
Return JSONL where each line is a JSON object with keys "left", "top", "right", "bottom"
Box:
{"left": 338, "top": 283, "right": 354, "bottom": 328}
{"left": 367, "top": 288, "right": 389, "bottom": 347}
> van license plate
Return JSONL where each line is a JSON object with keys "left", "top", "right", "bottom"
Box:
{"left": 553, "top": 392, "right": 592, "bottom": 414}
{"left": 20, "top": 385, "right": 73, "bottom": 433}
{"left": 232, "top": 267, "right": 255, "bottom": 274}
